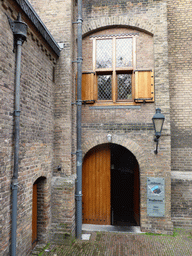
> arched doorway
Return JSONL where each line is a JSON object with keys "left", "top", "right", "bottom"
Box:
{"left": 32, "top": 182, "right": 38, "bottom": 247}
{"left": 32, "top": 177, "right": 47, "bottom": 248}
{"left": 82, "top": 143, "right": 140, "bottom": 226}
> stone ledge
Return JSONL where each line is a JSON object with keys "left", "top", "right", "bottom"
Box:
{"left": 52, "top": 175, "right": 76, "bottom": 187}
{"left": 171, "top": 172, "right": 192, "bottom": 181}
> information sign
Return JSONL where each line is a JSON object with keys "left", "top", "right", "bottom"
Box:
{"left": 147, "top": 177, "right": 165, "bottom": 217}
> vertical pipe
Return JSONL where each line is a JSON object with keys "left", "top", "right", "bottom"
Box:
{"left": 76, "top": 0, "right": 83, "bottom": 239}
{"left": 11, "top": 38, "right": 22, "bottom": 256}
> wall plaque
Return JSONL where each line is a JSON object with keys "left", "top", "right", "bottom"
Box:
{"left": 147, "top": 177, "right": 165, "bottom": 217}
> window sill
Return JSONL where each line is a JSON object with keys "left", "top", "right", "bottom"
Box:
{"left": 89, "top": 105, "right": 141, "bottom": 110}
{"left": 91, "top": 101, "right": 140, "bottom": 106}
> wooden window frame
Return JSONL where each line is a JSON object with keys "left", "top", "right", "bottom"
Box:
{"left": 92, "top": 35, "right": 136, "bottom": 105}
{"left": 80, "top": 34, "right": 154, "bottom": 105}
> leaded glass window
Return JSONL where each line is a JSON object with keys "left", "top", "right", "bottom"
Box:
{"left": 96, "top": 40, "right": 112, "bottom": 69}
{"left": 116, "top": 38, "right": 133, "bottom": 68}
{"left": 98, "top": 75, "right": 112, "bottom": 100}
{"left": 93, "top": 35, "right": 135, "bottom": 102}
{"left": 117, "top": 74, "right": 132, "bottom": 100}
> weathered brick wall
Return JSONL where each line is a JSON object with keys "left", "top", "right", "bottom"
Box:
{"left": 0, "top": 2, "right": 14, "bottom": 253}
{"left": 0, "top": 0, "right": 58, "bottom": 254}
{"left": 28, "top": 0, "right": 72, "bottom": 44}
{"left": 80, "top": 0, "right": 172, "bottom": 234}
{"left": 168, "top": 0, "right": 192, "bottom": 172}
{"left": 171, "top": 173, "right": 192, "bottom": 228}
{"left": 50, "top": 176, "right": 76, "bottom": 243}
{"left": 168, "top": 0, "right": 192, "bottom": 227}
{"left": 28, "top": 0, "right": 173, "bottom": 236}
{"left": 28, "top": 0, "right": 76, "bottom": 242}
{"left": 29, "top": 0, "right": 74, "bottom": 176}
{"left": 81, "top": 0, "right": 170, "bottom": 135}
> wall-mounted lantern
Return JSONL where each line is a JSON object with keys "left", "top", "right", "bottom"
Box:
{"left": 152, "top": 108, "right": 165, "bottom": 154}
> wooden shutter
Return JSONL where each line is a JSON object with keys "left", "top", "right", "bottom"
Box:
{"left": 81, "top": 72, "right": 95, "bottom": 102}
{"left": 134, "top": 70, "right": 154, "bottom": 103}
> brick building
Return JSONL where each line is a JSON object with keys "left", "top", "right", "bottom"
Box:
{"left": 0, "top": 0, "right": 192, "bottom": 255}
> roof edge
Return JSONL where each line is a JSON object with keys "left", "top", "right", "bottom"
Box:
{"left": 15, "top": 0, "right": 61, "bottom": 57}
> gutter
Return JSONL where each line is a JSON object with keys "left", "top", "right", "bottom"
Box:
{"left": 75, "top": 0, "right": 83, "bottom": 239}
{"left": 7, "top": 13, "right": 28, "bottom": 256}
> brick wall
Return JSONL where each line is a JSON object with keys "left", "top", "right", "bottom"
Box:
{"left": 81, "top": 0, "right": 170, "bottom": 131}
{"left": 29, "top": 0, "right": 77, "bottom": 243}
{"left": 0, "top": 0, "right": 58, "bottom": 254}
{"left": 79, "top": 0, "right": 172, "bottom": 234}
{"left": 50, "top": 176, "right": 76, "bottom": 243}
{"left": 29, "top": 0, "right": 75, "bottom": 176}
{"left": 28, "top": 0, "right": 173, "bottom": 235}
{"left": 168, "top": 0, "right": 192, "bottom": 172}
{"left": 168, "top": 0, "right": 192, "bottom": 228}
{"left": 4, "top": 0, "right": 192, "bottom": 253}
{"left": 171, "top": 172, "right": 192, "bottom": 229}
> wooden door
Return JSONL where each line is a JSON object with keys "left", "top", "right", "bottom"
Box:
{"left": 82, "top": 144, "right": 111, "bottom": 225}
{"left": 32, "top": 183, "right": 37, "bottom": 247}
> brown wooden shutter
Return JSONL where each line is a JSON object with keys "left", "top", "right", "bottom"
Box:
{"left": 81, "top": 72, "right": 95, "bottom": 102}
{"left": 134, "top": 70, "right": 154, "bottom": 103}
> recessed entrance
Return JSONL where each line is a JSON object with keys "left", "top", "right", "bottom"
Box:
{"left": 82, "top": 143, "right": 140, "bottom": 226}
{"left": 32, "top": 182, "right": 38, "bottom": 248}
{"left": 32, "top": 176, "right": 47, "bottom": 248}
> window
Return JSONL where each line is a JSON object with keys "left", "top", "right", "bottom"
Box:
{"left": 93, "top": 35, "right": 136, "bottom": 102}
{"left": 81, "top": 33, "right": 154, "bottom": 104}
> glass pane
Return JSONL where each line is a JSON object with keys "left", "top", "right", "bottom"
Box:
{"left": 153, "top": 119, "right": 163, "bottom": 133}
{"left": 117, "top": 74, "right": 132, "bottom": 100}
{"left": 98, "top": 75, "right": 112, "bottom": 100}
{"left": 116, "top": 38, "right": 132, "bottom": 68}
{"left": 96, "top": 39, "right": 112, "bottom": 69}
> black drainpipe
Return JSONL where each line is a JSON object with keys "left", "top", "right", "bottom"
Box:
{"left": 7, "top": 13, "right": 28, "bottom": 256}
{"left": 75, "top": 0, "right": 83, "bottom": 239}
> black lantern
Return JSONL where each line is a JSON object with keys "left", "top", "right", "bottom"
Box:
{"left": 152, "top": 108, "right": 165, "bottom": 154}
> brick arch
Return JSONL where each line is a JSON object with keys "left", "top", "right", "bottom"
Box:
{"left": 32, "top": 173, "right": 49, "bottom": 185}
{"left": 82, "top": 16, "right": 155, "bottom": 37}
{"left": 33, "top": 175, "right": 46, "bottom": 185}
{"left": 82, "top": 134, "right": 146, "bottom": 172}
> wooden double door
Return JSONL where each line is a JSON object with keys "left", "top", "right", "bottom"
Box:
{"left": 82, "top": 144, "right": 140, "bottom": 226}
{"left": 82, "top": 144, "right": 111, "bottom": 225}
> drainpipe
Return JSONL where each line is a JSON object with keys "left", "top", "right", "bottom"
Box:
{"left": 76, "top": 0, "right": 83, "bottom": 239}
{"left": 7, "top": 13, "right": 28, "bottom": 256}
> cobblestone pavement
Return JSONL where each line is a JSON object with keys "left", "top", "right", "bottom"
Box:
{"left": 32, "top": 228, "right": 192, "bottom": 256}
